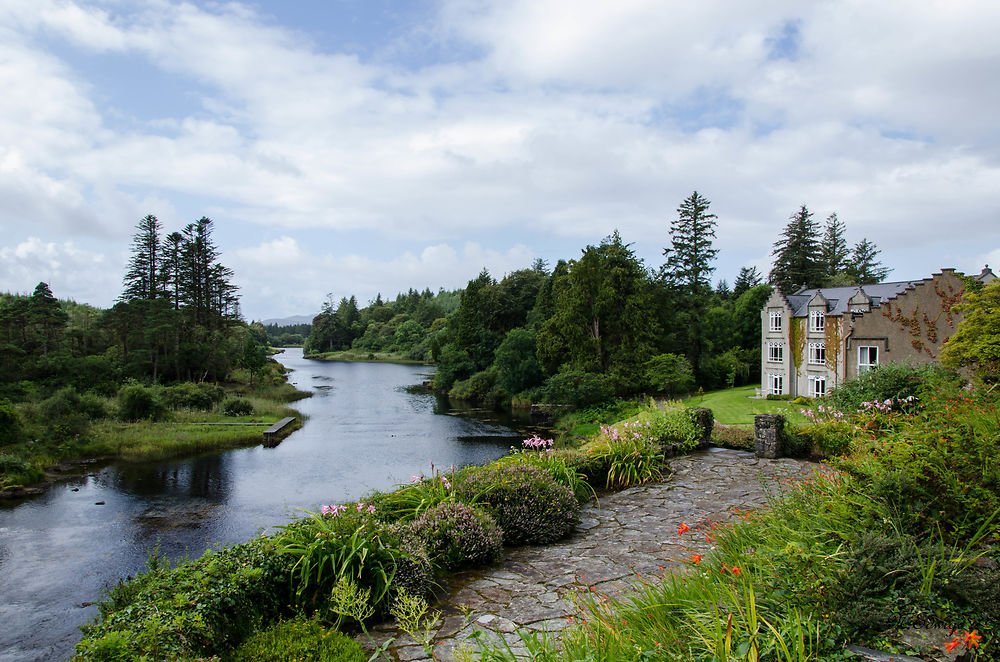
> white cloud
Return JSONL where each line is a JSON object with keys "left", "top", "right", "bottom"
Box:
{"left": 0, "top": 237, "right": 117, "bottom": 304}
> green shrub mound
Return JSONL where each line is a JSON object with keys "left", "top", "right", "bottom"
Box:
{"left": 222, "top": 396, "right": 254, "bottom": 416}
{"left": 116, "top": 384, "right": 160, "bottom": 421}
{"left": 409, "top": 501, "right": 503, "bottom": 570}
{"left": 0, "top": 401, "right": 22, "bottom": 445}
{"left": 457, "top": 463, "right": 579, "bottom": 545}
{"left": 230, "top": 616, "right": 365, "bottom": 662}
{"left": 160, "top": 382, "right": 225, "bottom": 411}
{"left": 74, "top": 537, "right": 294, "bottom": 661}
{"left": 827, "top": 361, "right": 944, "bottom": 413}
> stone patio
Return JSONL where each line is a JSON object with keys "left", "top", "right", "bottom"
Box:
{"left": 360, "top": 447, "right": 821, "bottom": 661}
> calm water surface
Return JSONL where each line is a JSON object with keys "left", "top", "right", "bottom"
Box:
{"left": 0, "top": 349, "right": 538, "bottom": 661}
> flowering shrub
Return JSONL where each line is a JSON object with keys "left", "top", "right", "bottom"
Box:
{"left": 587, "top": 421, "right": 665, "bottom": 489}
{"left": 456, "top": 463, "right": 579, "bottom": 545}
{"left": 367, "top": 468, "right": 457, "bottom": 523}
{"left": 509, "top": 440, "right": 597, "bottom": 503}
{"left": 409, "top": 501, "right": 503, "bottom": 570}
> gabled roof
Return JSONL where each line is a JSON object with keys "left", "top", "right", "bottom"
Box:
{"left": 788, "top": 280, "right": 918, "bottom": 317}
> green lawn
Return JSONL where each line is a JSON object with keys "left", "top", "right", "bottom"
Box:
{"left": 682, "top": 384, "right": 808, "bottom": 425}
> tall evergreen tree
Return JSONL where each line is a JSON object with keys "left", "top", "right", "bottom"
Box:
{"left": 661, "top": 191, "right": 719, "bottom": 296}
{"left": 819, "top": 212, "right": 850, "bottom": 279}
{"left": 769, "top": 205, "right": 824, "bottom": 293}
{"left": 847, "top": 238, "right": 891, "bottom": 283}
{"left": 29, "top": 282, "right": 68, "bottom": 358}
{"left": 121, "top": 215, "right": 163, "bottom": 302}
{"left": 732, "top": 266, "right": 763, "bottom": 298}
{"left": 159, "top": 231, "right": 185, "bottom": 310}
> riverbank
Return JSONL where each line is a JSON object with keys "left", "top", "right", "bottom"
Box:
{"left": 0, "top": 364, "right": 309, "bottom": 497}
{"left": 304, "top": 348, "right": 431, "bottom": 364}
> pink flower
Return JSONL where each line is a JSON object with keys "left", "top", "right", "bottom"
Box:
{"left": 367, "top": 504, "right": 376, "bottom": 514}
{"left": 442, "top": 477, "right": 451, "bottom": 490}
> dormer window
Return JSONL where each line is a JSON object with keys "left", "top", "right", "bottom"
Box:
{"left": 810, "top": 311, "right": 825, "bottom": 332}
{"left": 769, "top": 311, "right": 782, "bottom": 332}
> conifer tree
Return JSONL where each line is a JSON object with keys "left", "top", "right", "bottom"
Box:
{"left": 121, "top": 214, "right": 163, "bottom": 301}
{"left": 769, "top": 205, "right": 824, "bottom": 293}
{"left": 661, "top": 191, "right": 719, "bottom": 296}
{"left": 819, "top": 212, "right": 850, "bottom": 278}
{"left": 732, "top": 266, "right": 763, "bottom": 298}
{"left": 847, "top": 238, "right": 891, "bottom": 283}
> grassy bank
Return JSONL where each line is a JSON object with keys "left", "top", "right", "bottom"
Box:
{"left": 305, "top": 348, "right": 430, "bottom": 364}
{"left": 0, "top": 362, "right": 308, "bottom": 493}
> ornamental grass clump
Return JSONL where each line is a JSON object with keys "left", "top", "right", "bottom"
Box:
{"left": 587, "top": 421, "right": 664, "bottom": 489}
{"left": 409, "top": 501, "right": 503, "bottom": 570}
{"left": 456, "top": 463, "right": 579, "bottom": 546}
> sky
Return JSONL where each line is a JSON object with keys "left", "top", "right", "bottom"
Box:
{"left": 1, "top": 0, "right": 998, "bottom": 322}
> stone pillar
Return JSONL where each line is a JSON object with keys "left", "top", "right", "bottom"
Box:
{"left": 687, "top": 408, "right": 715, "bottom": 448}
{"left": 754, "top": 414, "right": 786, "bottom": 458}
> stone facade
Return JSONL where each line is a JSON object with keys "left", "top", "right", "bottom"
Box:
{"left": 759, "top": 268, "right": 982, "bottom": 398}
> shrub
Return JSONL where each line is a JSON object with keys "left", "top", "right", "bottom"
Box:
{"left": 222, "top": 397, "right": 254, "bottom": 417}
{"left": 0, "top": 401, "right": 22, "bottom": 445}
{"left": 509, "top": 445, "right": 596, "bottom": 503}
{"left": 367, "top": 475, "right": 456, "bottom": 523}
{"left": 40, "top": 387, "right": 91, "bottom": 437}
{"left": 711, "top": 423, "right": 754, "bottom": 451}
{"left": 116, "top": 384, "right": 160, "bottom": 422}
{"left": 797, "top": 419, "right": 855, "bottom": 457}
{"left": 456, "top": 463, "right": 579, "bottom": 545}
{"left": 643, "top": 352, "right": 695, "bottom": 397}
{"left": 542, "top": 368, "right": 614, "bottom": 407}
{"left": 643, "top": 407, "right": 706, "bottom": 452}
{"left": 827, "top": 362, "right": 940, "bottom": 413}
{"left": 229, "top": 616, "right": 366, "bottom": 662}
{"left": 409, "top": 501, "right": 503, "bottom": 570}
{"left": 448, "top": 368, "right": 499, "bottom": 403}
{"left": 0, "top": 453, "right": 44, "bottom": 487}
{"left": 587, "top": 422, "right": 665, "bottom": 489}
{"left": 75, "top": 536, "right": 295, "bottom": 660}
{"left": 160, "top": 382, "right": 225, "bottom": 410}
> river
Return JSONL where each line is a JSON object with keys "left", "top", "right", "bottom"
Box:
{"left": 0, "top": 349, "right": 538, "bottom": 662}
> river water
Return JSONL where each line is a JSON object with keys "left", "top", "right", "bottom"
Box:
{"left": 0, "top": 349, "right": 536, "bottom": 662}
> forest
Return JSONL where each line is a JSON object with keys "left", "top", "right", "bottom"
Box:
{"left": 301, "top": 194, "right": 889, "bottom": 407}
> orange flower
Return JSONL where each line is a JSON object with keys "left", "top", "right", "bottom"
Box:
{"left": 945, "top": 637, "right": 960, "bottom": 652}
{"left": 677, "top": 522, "right": 690, "bottom": 536}
{"left": 962, "top": 630, "right": 982, "bottom": 648}
{"left": 690, "top": 553, "right": 702, "bottom": 565}
{"left": 730, "top": 566, "right": 742, "bottom": 576}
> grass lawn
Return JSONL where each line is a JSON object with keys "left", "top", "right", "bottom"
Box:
{"left": 682, "top": 384, "right": 808, "bottom": 425}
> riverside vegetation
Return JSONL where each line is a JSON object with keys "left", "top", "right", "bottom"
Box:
{"left": 72, "top": 363, "right": 1000, "bottom": 661}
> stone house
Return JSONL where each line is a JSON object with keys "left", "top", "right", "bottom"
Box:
{"left": 759, "top": 266, "right": 996, "bottom": 397}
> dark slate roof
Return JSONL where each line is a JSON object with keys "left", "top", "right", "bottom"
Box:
{"left": 788, "top": 280, "right": 918, "bottom": 317}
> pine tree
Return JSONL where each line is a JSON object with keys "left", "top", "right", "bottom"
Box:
{"left": 769, "top": 205, "right": 824, "bottom": 293}
{"left": 661, "top": 191, "right": 719, "bottom": 296}
{"left": 732, "top": 266, "right": 763, "bottom": 298}
{"left": 121, "top": 214, "right": 163, "bottom": 301}
{"left": 159, "top": 231, "right": 185, "bottom": 310}
{"left": 847, "top": 238, "right": 891, "bottom": 284}
{"left": 819, "top": 212, "right": 850, "bottom": 278}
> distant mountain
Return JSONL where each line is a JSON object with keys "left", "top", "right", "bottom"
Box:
{"left": 260, "top": 314, "right": 316, "bottom": 326}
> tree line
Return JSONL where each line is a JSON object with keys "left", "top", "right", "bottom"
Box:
{"left": 0, "top": 215, "right": 261, "bottom": 401}
{"left": 301, "top": 193, "right": 892, "bottom": 407}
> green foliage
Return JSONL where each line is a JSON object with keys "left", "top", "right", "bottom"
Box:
{"left": 796, "top": 419, "right": 854, "bottom": 457}
{"left": 275, "top": 508, "right": 401, "bottom": 622}
{"left": 586, "top": 421, "right": 665, "bottom": 489}
{"left": 941, "top": 278, "right": 1000, "bottom": 379}
{"left": 643, "top": 352, "right": 694, "bottom": 396}
{"left": 367, "top": 474, "right": 456, "bottom": 523}
{"left": 432, "top": 344, "right": 475, "bottom": 391}
{"left": 457, "top": 463, "right": 579, "bottom": 545}
{"left": 0, "top": 400, "right": 23, "bottom": 445}
{"left": 229, "top": 616, "right": 366, "bottom": 662}
{"left": 448, "top": 368, "right": 504, "bottom": 404}
{"left": 711, "top": 423, "right": 755, "bottom": 450}
{"left": 159, "top": 382, "right": 224, "bottom": 410}
{"left": 222, "top": 397, "right": 254, "bottom": 417}
{"left": 827, "top": 361, "right": 938, "bottom": 413}
{"left": 507, "top": 448, "right": 597, "bottom": 503}
{"left": 116, "top": 384, "right": 161, "bottom": 421}
{"left": 409, "top": 501, "right": 503, "bottom": 570}
{"left": 493, "top": 327, "right": 544, "bottom": 395}
{"left": 769, "top": 204, "right": 824, "bottom": 293}
{"left": 75, "top": 536, "right": 295, "bottom": 661}
{"left": 541, "top": 367, "right": 614, "bottom": 407}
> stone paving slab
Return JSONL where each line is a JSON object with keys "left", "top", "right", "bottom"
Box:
{"left": 359, "top": 447, "right": 821, "bottom": 661}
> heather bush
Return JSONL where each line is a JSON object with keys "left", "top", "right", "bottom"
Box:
{"left": 229, "top": 616, "right": 365, "bottom": 662}
{"left": 457, "top": 463, "right": 579, "bottom": 545}
{"left": 409, "top": 501, "right": 503, "bottom": 570}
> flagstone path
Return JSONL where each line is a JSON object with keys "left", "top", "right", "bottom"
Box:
{"left": 361, "top": 447, "right": 821, "bottom": 661}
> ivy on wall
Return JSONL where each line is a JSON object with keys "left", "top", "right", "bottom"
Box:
{"left": 879, "top": 280, "right": 965, "bottom": 359}
{"left": 824, "top": 316, "right": 842, "bottom": 377}
{"left": 790, "top": 317, "right": 806, "bottom": 370}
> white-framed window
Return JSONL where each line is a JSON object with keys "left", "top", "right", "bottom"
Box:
{"left": 809, "top": 376, "right": 827, "bottom": 398}
{"left": 858, "top": 346, "right": 879, "bottom": 373}
{"left": 769, "top": 311, "right": 782, "bottom": 332}
{"left": 768, "top": 373, "right": 784, "bottom": 395}
{"left": 767, "top": 342, "right": 783, "bottom": 362}
{"left": 808, "top": 342, "right": 826, "bottom": 365}
{"left": 810, "top": 310, "right": 825, "bottom": 332}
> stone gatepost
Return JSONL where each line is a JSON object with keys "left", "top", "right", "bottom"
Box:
{"left": 754, "top": 414, "right": 786, "bottom": 458}
{"left": 687, "top": 408, "right": 715, "bottom": 448}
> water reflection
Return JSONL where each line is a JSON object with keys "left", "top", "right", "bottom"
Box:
{"left": 0, "top": 349, "right": 544, "bottom": 662}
